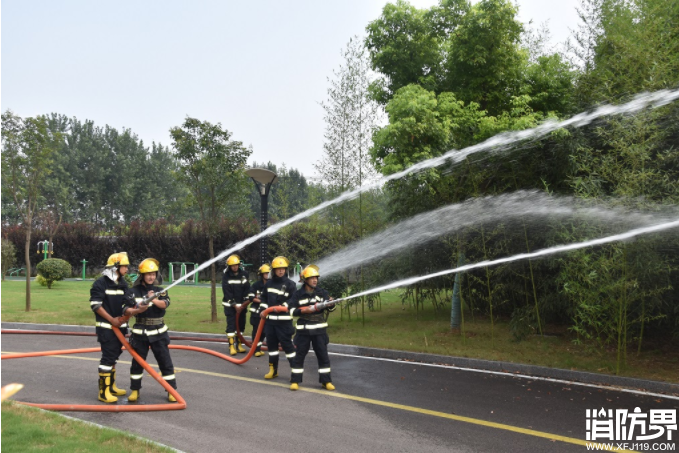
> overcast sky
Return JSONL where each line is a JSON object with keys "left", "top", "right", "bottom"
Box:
{"left": 2, "top": 0, "right": 581, "bottom": 178}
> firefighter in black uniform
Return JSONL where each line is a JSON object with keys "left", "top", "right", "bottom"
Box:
{"left": 247, "top": 263, "right": 270, "bottom": 357}
{"left": 288, "top": 265, "right": 336, "bottom": 391}
{"left": 222, "top": 254, "right": 250, "bottom": 356}
{"left": 259, "top": 256, "right": 297, "bottom": 379}
{"left": 124, "top": 258, "right": 177, "bottom": 403}
{"left": 89, "top": 252, "right": 131, "bottom": 403}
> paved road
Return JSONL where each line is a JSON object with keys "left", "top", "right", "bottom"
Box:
{"left": 2, "top": 333, "right": 677, "bottom": 452}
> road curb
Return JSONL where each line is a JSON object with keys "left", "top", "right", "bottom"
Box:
{"left": 4, "top": 322, "right": 678, "bottom": 396}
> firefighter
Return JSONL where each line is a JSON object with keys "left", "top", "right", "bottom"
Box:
{"left": 259, "top": 256, "right": 297, "bottom": 379}
{"left": 247, "top": 264, "right": 270, "bottom": 357}
{"left": 124, "top": 258, "right": 177, "bottom": 403}
{"left": 288, "top": 265, "right": 336, "bottom": 391}
{"left": 89, "top": 252, "right": 131, "bottom": 403}
{"left": 222, "top": 254, "right": 250, "bottom": 356}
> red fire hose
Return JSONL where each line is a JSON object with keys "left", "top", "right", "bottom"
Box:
{"left": 1, "top": 306, "right": 289, "bottom": 412}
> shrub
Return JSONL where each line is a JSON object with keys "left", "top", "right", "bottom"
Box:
{"left": 36, "top": 259, "right": 72, "bottom": 289}
{"left": 1, "top": 239, "right": 18, "bottom": 281}
{"left": 35, "top": 274, "right": 48, "bottom": 287}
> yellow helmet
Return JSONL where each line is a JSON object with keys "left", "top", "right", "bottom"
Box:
{"left": 271, "top": 256, "right": 289, "bottom": 269}
{"left": 226, "top": 255, "right": 241, "bottom": 266}
{"left": 138, "top": 258, "right": 160, "bottom": 274}
{"left": 258, "top": 264, "right": 271, "bottom": 275}
{"left": 301, "top": 264, "right": 320, "bottom": 280}
{"left": 106, "top": 252, "right": 130, "bottom": 267}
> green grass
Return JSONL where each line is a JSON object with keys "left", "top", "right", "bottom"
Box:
{"left": 2, "top": 280, "right": 678, "bottom": 384}
{"left": 1, "top": 401, "right": 175, "bottom": 452}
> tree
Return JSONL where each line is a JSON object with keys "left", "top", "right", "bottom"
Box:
{"left": 36, "top": 258, "right": 72, "bottom": 289}
{"left": 1, "top": 110, "right": 60, "bottom": 311}
{"left": 316, "top": 36, "right": 382, "bottom": 229}
{"left": 170, "top": 117, "right": 252, "bottom": 322}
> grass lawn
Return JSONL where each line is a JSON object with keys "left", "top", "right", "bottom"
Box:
{"left": 1, "top": 401, "right": 175, "bottom": 452}
{"left": 2, "top": 279, "right": 677, "bottom": 383}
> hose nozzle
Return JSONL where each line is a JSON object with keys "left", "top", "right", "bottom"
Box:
{"left": 140, "top": 291, "right": 167, "bottom": 306}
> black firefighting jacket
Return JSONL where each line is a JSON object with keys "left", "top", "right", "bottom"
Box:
{"left": 259, "top": 274, "right": 296, "bottom": 324}
{"left": 222, "top": 268, "right": 251, "bottom": 309}
{"left": 127, "top": 282, "right": 171, "bottom": 344}
{"left": 288, "top": 286, "right": 335, "bottom": 335}
{"left": 248, "top": 279, "right": 266, "bottom": 320}
{"left": 89, "top": 274, "right": 130, "bottom": 341}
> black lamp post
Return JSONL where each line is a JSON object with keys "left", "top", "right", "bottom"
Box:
{"left": 245, "top": 168, "right": 278, "bottom": 266}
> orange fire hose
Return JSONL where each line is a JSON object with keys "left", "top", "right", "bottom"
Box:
{"left": 1, "top": 306, "right": 289, "bottom": 412}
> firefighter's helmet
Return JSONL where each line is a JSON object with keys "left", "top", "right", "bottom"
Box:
{"left": 226, "top": 255, "right": 241, "bottom": 266}
{"left": 301, "top": 265, "right": 320, "bottom": 280}
{"left": 258, "top": 264, "right": 271, "bottom": 275}
{"left": 271, "top": 256, "right": 289, "bottom": 269}
{"left": 106, "top": 252, "right": 130, "bottom": 267}
{"left": 138, "top": 258, "right": 160, "bottom": 274}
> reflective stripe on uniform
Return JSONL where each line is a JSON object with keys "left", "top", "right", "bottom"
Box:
{"left": 90, "top": 300, "right": 102, "bottom": 306}
{"left": 286, "top": 352, "right": 296, "bottom": 358}
{"left": 226, "top": 332, "right": 236, "bottom": 337}
{"left": 96, "top": 321, "right": 128, "bottom": 329}
{"left": 99, "top": 364, "right": 113, "bottom": 371}
{"left": 105, "top": 289, "right": 126, "bottom": 295}
{"left": 222, "top": 301, "right": 233, "bottom": 307}
{"left": 267, "top": 288, "right": 289, "bottom": 297}
{"left": 249, "top": 307, "right": 258, "bottom": 312}
{"left": 132, "top": 325, "right": 168, "bottom": 336}
{"left": 130, "top": 374, "right": 144, "bottom": 380}
{"left": 318, "top": 368, "right": 331, "bottom": 374}
{"left": 291, "top": 368, "right": 304, "bottom": 374}
{"left": 162, "top": 374, "right": 176, "bottom": 381}
{"left": 268, "top": 351, "right": 279, "bottom": 356}
{"left": 227, "top": 279, "right": 246, "bottom": 284}
{"left": 267, "top": 315, "right": 292, "bottom": 320}
{"left": 296, "top": 322, "right": 328, "bottom": 330}
{"left": 257, "top": 342, "right": 263, "bottom": 347}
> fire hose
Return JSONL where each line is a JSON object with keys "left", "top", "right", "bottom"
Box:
{"left": 1, "top": 305, "right": 289, "bottom": 412}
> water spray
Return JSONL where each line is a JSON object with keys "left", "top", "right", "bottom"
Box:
{"left": 312, "top": 219, "right": 679, "bottom": 309}
{"left": 160, "top": 88, "right": 679, "bottom": 294}
{"left": 316, "top": 190, "right": 675, "bottom": 277}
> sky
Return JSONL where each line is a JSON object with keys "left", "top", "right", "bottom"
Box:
{"left": 1, "top": 0, "right": 581, "bottom": 179}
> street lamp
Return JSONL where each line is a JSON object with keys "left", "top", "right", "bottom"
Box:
{"left": 245, "top": 168, "right": 278, "bottom": 266}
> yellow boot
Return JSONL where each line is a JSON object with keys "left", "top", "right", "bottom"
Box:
{"left": 229, "top": 337, "right": 237, "bottom": 356}
{"left": 264, "top": 364, "right": 278, "bottom": 379}
{"left": 168, "top": 392, "right": 177, "bottom": 403}
{"left": 322, "top": 382, "right": 335, "bottom": 391}
{"left": 98, "top": 373, "right": 118, "bottom": 403}
{"left": 237, "top": 340, "right": 247, "bottom": 353}
{"left": 290, "top": 383, "right": 299, "bottom": 391}
{"left": 254, "top": 350, "right": 265, "bottom": 357}
{"left": 128, "top": 390, "right": 140, "bottom": 402}
{"left": 110, "top": 368, "right": 127, "bottom": 396}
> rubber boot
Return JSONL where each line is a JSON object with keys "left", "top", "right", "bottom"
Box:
{"left": 322, "top": 382, "right": 335, "bottom": 391}
{"left": 229, "top": 337, "right": 237, "bottom": 356}
{"left": 110, "top": 368, "right": 127, "bottom": 396}
{"left": 237, "top": 338, "right": 247, "bottom": 354}
{"left": 128, "top": 390, "right": 140, "bottom": 402}
{"left": 264, "top": 364, "right": 278, "bottom": 379}
{"left": 254, "top": 349, "right": 265, "bottom": 357}
{"left": 168, "top": 392, "right": 177, "bottom": 403}
{"left": 98, "top": 373, "right": 118, "bottom": 403}
{"left": 290, "top": 383, "right": 299, "bottom": 391}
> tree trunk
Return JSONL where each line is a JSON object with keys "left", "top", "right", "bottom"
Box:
{"left": 24, "top": 225, "right": 32, "bottom": 312}
{"left": 209, "top": 235, "right": 218, "bottom": 322}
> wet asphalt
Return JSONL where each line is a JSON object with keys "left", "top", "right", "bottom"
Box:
{"left": 2, "top": 332, "right": 677, "bottom": 453}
